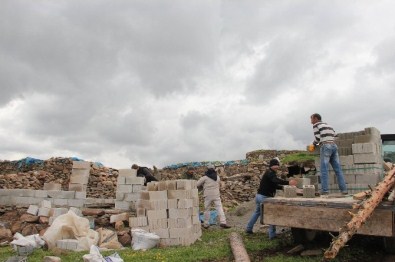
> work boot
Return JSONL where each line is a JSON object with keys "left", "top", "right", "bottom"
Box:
{"left": 220, "top": 223, "right": 231, "bottom": 229}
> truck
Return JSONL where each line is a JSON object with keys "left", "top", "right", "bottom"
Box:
{"left": 261, "top": 130, "right": 395, "bottom": 253}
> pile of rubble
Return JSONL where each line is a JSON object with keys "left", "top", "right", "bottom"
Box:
{"left": 0, "top": 150, "right": 302, "bottom": 208}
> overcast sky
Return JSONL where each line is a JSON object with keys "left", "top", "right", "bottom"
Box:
{"left": 1, "top": 1, "right": 395, "bottom": 169}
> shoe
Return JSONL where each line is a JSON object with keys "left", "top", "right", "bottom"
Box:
{"left": 245, "top": 230, "right": 253, "bottom": 234}
{"left": 202, "top": 224, "right": 209, "bottom": 229}
{"left": 220, "top": 223, "right": 231, "bottom": 229}
{"left": 321, "top": 192, "right": 329, "bottom": 195}
{"left": 269, "top": 236, "right": 277, "bottom": 240}
{"left": 342, "top": 192, "right": 349, "bottom": 195}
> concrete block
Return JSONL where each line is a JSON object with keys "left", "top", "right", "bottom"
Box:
{"left": 129, "top": 216, "right": 148, "bottom": 227}
{"left": 167, "top": 199, "right": 178, "bottom": 209}
{"left": 118, "top": 169, "right": 137, "bottom": 177}
{"left": 40, "top": 200, "right": 52, "bottom": 209}
{"left": 354, "top": 134, "right": 380, "bottom": 143}
{"left": 67, "top": 199, "right": 85, "bottom": 208}
{"left": 69, "top": 173, "right": 89, "bottom": 184}
{"left": 14, "top": 196, "right": 42, "bottom": 206}
{"left": 148, "top": 218, "right": 168, "bottom": 230}
{"left": 43, "top": 183, "right": 62, "bottom": 191}
{"left": 192, "top": 215, "right": 200, "bottom": 225}
{"left": 178, "top": 199, "right": 194, "bottom": 209}
{"left": 140, "top": 191, "right": 150, "bottom": 200}
{"left": 146, "top": 199, "right": 168, "bottom": 210}
{"left": 147, "top": 182, "right": 158, "bottom": 191}
{"left": 116, "top": 192, "right": 125, "bottom": 201}
{"left": 150, "top": 228, "right": 169, "bottom": 238}
{"left": 169, "top": 226, "right": 193, "bottom": 238}
{"left": 302, "top": 185, "right": 315, "bottom": 198}
{"left": 73, "top": 161, "right": 91, "bottom": 169}
{"left": 48, "top": 190, "right": 76, "bottom": 199}
{"left": 117, "top": 184, "right": 133, "bottom": 193}
{"left": 149, "top": 191, "right": 168, "bottom": 200}
{"left": 166, "top": 181, "right": 177, "bottom": 190}
{"left": 68, "top": 183, "right": 87, "bottom": 192}
{"left": 137, "top": 208, "right": 146, "bottom": 217}
{"left": 355, "top": 173, "right": 380, "bottom": 185}
{"left": 123, "top": 193, "right": 140, "bottom": 202}
{"left": 283, "top": 186, "right": 297, "bottom": 198}
{"left": 56, "top": 239, "right": 79, "bottom": 250}
{"left": 125, "top": 176, "right": 145, "bottom": 185}
{"left": 344, "top": 173, "right": 356, "bottom": 184}
{"left": 136, "top": 199, "right": 150, "bottom": 209}
{"left": 117, "top": 176, "right": 126, "bottom": 185}
{"left": 50, "top": 208, "right": 68, "bottom": 217}
{"left": 38, "top": 207, "right": 51, "bottom": 217}
{"left": 146, "top": 209, "right": 167, "bottom": 220}
{"left": 167, "top": 190, "right": 191, "bottom": 199}
{"left": 177, "top": 180, "right": 194, "bottom": 190}
{"left": 295, "top": 178, "right": 310, "bottom": 188}
{"left": 157, "top": 181, "right": 168, "bottom": 191}
{"left": 115, "top": 201, "right": 131, "bottom": 210}
{"left": 110, "top": 212, "right": 130, "bottom": 223}
{"left": 27, "top": 205, "right": 39, "bottom": 215}
{"left": 132, "top": 184, "right": 143, "bottom": 192}
{"left": 35, "top": 190, "right": 48, "bottom": 198}
{"left": 75, "top": 191, "right": 87, "bottom": 199}
{"left": 53, "top": 198, "right": 68, "bottom": 206}
{"left": 71, "top": 168, "right": 90, "bottom": 177}
{"left": 354, "top": 153, "right": 381, "bottom": 164}
{"left": 340, "top": 155, "right": 354, "bottom": 166}
{"left": 168, "top": 208, "right": 192, "bottom": 219}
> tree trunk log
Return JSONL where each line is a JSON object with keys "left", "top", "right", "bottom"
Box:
{"left": 229, "top": 232, "right": 251, "bottom": 262}
{"left": 324, "top": 168, "right": 395, "bottom": 259}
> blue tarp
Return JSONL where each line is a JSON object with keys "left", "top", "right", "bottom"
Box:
{"left": 17, "top": 157, "right": 44, "bottom": 168}
{"left": 71, "top": 157, "right": 84, "bottom": 161}
{"left": 164, "top": 159, "right": 249, "bottom": 169}
{"left": 199, "top": 210, "right": 218, "bottom": 225}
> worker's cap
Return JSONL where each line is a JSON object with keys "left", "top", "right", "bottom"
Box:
{"left": 269, "top": 159, "right": 280, "bottom": 167}
{"left": 131, "top": 164, "right": 139, "bottom": 169}
{"left": 207, "top": 164, "right": 215, "bottom": 169}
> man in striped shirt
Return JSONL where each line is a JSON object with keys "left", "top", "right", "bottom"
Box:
{"left": 310, "top": 113, "right": 348, "bottom": 195}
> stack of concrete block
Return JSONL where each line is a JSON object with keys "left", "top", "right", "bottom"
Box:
{"left": 115, "top": 169, "right": 144, "bottom": 210}
{"left": 69, "top": 161, "right": 91, "bottom": 192}
{"left": 315, "top": 127, "right": 384, "bottom": 193}
{"left": 129, "top": 179, "right": 201, "bottom": 247}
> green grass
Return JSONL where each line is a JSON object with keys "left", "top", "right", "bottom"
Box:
{"left": 0, "top": 229, "right": 384, "bottom": 262}
{"left": 281, "top": 153, "right": 316, "bottom": 165}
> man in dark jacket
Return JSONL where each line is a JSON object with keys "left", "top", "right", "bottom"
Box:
{"left": 245, "top": 158, "right": 297, "bottom": 238}
{"left": 131, "top": 164, "right": 158, "bottom": 185}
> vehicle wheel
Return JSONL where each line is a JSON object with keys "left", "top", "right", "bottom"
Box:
{"left": 383, "top": 237, "right": 395, "bottom": 254}
{"left": 291, "top": 228, "right": 318, "bottom": 244}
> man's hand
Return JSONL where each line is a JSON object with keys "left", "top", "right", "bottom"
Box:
{"left": 289, "top": 179, "right": 298, "bottom": 187}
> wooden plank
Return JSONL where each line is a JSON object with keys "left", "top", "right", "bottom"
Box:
{"left": 263, "top": 202, "right": 393, "bottom": 237}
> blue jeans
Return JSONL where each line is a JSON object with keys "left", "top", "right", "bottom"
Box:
{"left": 320, "top": 143, "right": 347, "bottom": 193}
{"left": 246, "top": 194, "right": 276, "bottom": 239}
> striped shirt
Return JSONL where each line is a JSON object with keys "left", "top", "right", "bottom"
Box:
{"left": 312, "top": 121, "right": 336, "bottom": 145}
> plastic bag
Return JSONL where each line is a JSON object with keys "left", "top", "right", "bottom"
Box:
{"left": 83, "top": 245, "right": 124, "bottom": 262}
{"left": 131, "top": 229, "right": 160, "bottom": 250}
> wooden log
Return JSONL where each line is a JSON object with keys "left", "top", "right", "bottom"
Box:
{"left": 324, "top": 168, "right": 395, "bottom": 259}
{"left": 229, "top": 232, "right": 251, "bottom": 262}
